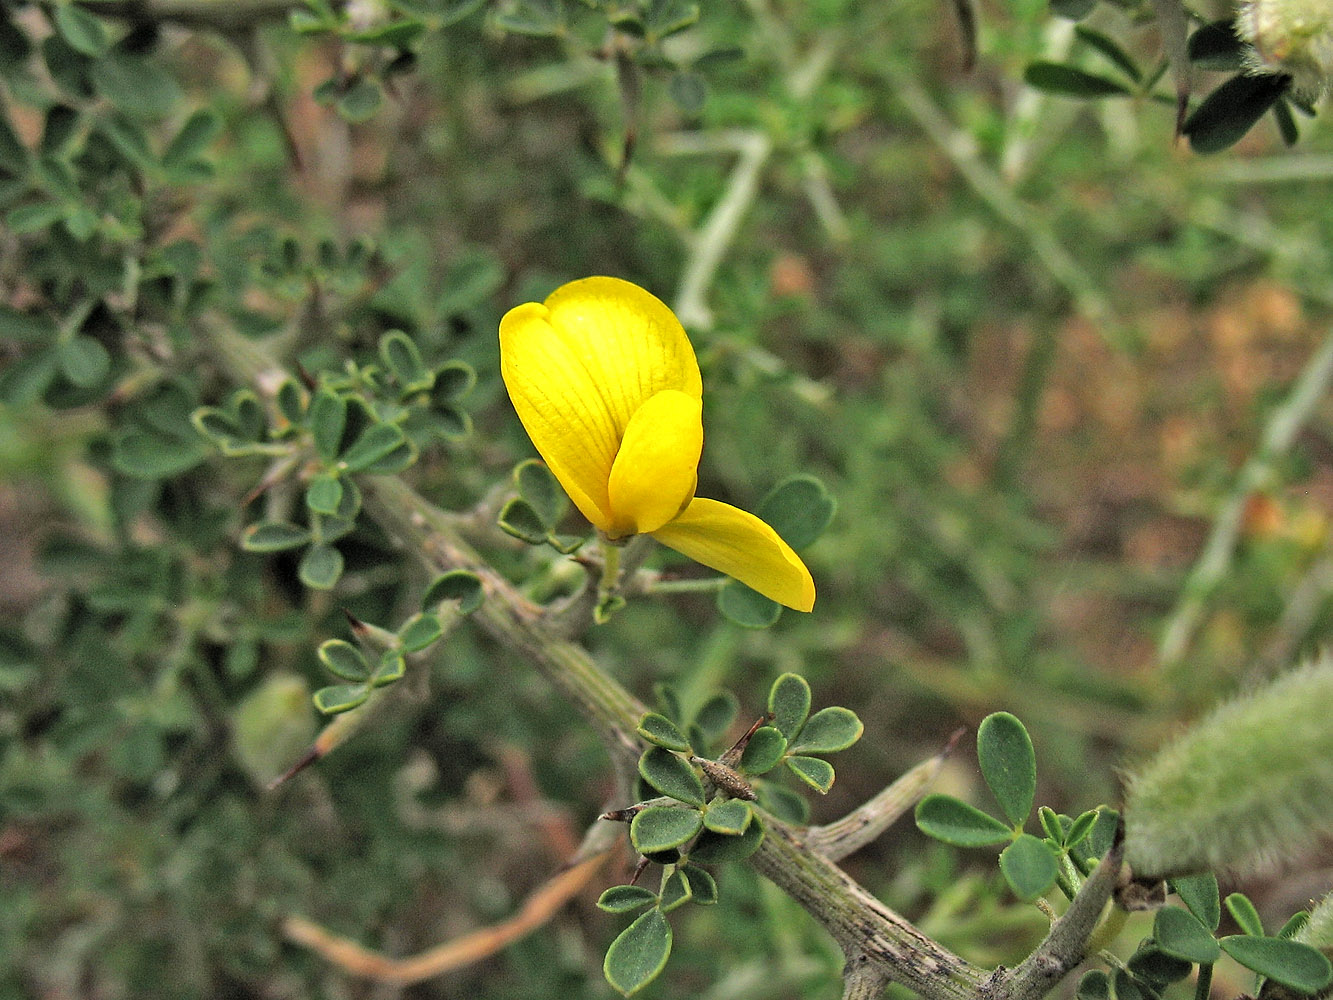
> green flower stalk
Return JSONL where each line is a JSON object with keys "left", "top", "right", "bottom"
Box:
{"left": 1123, "top": 657, "right": 1333, "bottom": 879}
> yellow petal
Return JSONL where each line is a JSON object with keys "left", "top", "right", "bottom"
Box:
{"left": 499, "top": 277, "right": 703, "bottom": 534}
{"left": 650, "top": 498, "right": 816, "bottom": 612}
{"left": 607, "top": 390, "right": 702, "bottom": 537}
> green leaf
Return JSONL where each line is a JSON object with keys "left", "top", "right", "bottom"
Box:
{"left": 688, "top": 814, "right": 763, "bottom": 863}
{"left": 1184, "top": 74, "right": 1291, "bottom": 155}
{"left": 667, "top": 72, "right": 706, "bottom": 115}
{"left": 354, "top": 437, "right": 416, "bottom": 475}
{"left": 1039, "top": 806, "right": 1064, "bottom": 843}
{"left": 758, "top": 475, "right": 836, "bottom": 549}
{"left": 1273, "top": 99, "right": 1299, "bottom": 147}
{"left": 786, "top": 755, "right": 835, "bottom": 793}
{"left": 1227, "top": 893, "right": 1266, "bottom": 937}
{"left": 433, "top": 360, "right": 477, "bottom": 402}
{"left": 790, "top": 706, "right": 862, "bottom": 755}
{"left": 738, "top": 726, "right": 786, "bottom": 775}
{"left": 638, "top": 747, "right": 705, "bottom": 806}
{"left": 299, "top": 543, "right": 343, "bottom": 590}
{"left": 999, "top": 834, "right": 1059, "bottom": 901}
{"left": 515, "top": 459, "right": 567, "bottom": 529}
{"left": 693, "top": 691, "right": 739, "bottom": 743}
{"left": 421, "top": 569, "right": 483, "bottom": 613}
{"left": 162, "top": 109, "right": 221, "bottom": 170}
{"left": 306, "top": 474, "right": 344, "bottom": 516}
{"left": 597, "top": 885, "right": 658, "bottom": 913}
{"left": 1111, "top": 969, "right": 1152, "bottom": 1000}
{"left": 337, "top": 77, "right": 383, "bottom": 123}
{"left": 7, "top": 200, "right": 68, "bottom": 234}
{"left": 1065, "top": 809, "right": 1099, "bottom": 848}
{"left": 1076, "top": 970, "right": 1111, "bottom": 1000}
{"left": 717, "top": 582, "right": 781, "bottom": 628}
{"left": 498, "top": 497, "right": 549, "bottom": 544}
{"left": 1074, "top": 26, "right": 1141, "bottom": 83}
{"left": 768, "top": 672, "right": 811, "bottom": 739}
{"left": 1154, "top": 906, "right": 1221, "bottom": 964}
{"left": 703, "top": 798, "right": 752, "bottom": 836}
{"left": 1171, "top": 873, "right": 1220, "bottom": 931}
{"left": 91, "top": 50, "right": 183, "bottom": 119}
{"left": 1050, "top": 0, "right": 1096, "bottom": 18}
{"left": 1188, "top": 20, "right": 1246, "bottom": 72}
{"left": 54, "top": 5, "right": 109, "bottom": 56}
{"left": 318, "top": 639, "right": 370, "bottom": 682}
{"left": 372, "top": 651, "right": 405, "bottom": 687}
{"left": 242, "top": 521, "right": 312, "bottom": 552}
{"left": 603, "top": 908, "right": 672, "bottom": 996}
{"left": 915, "top": 794, "right": 1013, "bottom": 846}
{"left": 977, "top": 712, "right": 1036, "bottom": 826}
{"left": 1023, "top": 62, "right": 1132, "bottom": 97}
{"left": 339, "top": 421, "right": 406, "bottom": 472}
{"left": 380, "top": 330, "right": 430, "bottom": 390}
{"left": 309, "top": 390, "right": 347, "bottom": 463}
{"left": 680, "top": 865, "right": 717, "bottom": 904}
{"left": 630, "top": 806, "right": 703, "bottom": 854}
{"left": 57, "top": 335, "right": 111, "bottom": 388}
{"left": 111, "top": 429, "right": 208, "bottom": 478}
{"left": 41, "top": 104, "right": 79, "bottom": 156}
{"left": 493, "top": 0, "right": 565, "bottom": 37}
{"left": 397, "top": 612, "right": 443, "bottom": 653}
{"left": 313, "top": 683, "right": 369, "bottom": 714}
{"left": 659, "top": 870, "right": 692, "bottom": 912}
{"left": 1129, "top": 946, "right": 1193, "bottom": 987}
{"left": 637, "top": 713, "right": 692, "bottom": 753}
{"left": 1219, "top": 936, "right": 1333, "bottom": 993}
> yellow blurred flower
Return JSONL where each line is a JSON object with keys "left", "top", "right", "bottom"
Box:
{"left": 500, "top": 276, "right": 815, "bottom": 612}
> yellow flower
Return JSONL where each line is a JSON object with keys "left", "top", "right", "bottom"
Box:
{"left": 499, "top": 276, "right": 816, "bottom": 612}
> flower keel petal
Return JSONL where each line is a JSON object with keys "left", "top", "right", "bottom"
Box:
{"left": 607, "top": 390, "right": 702, "bottom": 537}
{"left": 651, "top": 498, "right": 816, "bottom": 612}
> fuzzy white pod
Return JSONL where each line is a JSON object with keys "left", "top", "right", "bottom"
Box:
{"left": 1238, "top": 0, "right": 1333, "bottom": 98}
{"left": 1123, "top": 657, "right": 1333, "bottom": 879}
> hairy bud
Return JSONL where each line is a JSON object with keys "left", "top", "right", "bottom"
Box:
{"left": 1238, "top": 0, "right": 1333, "bottom": 97}
{"left": 1123, "top": 657, "right": 1333, "bottom": 879}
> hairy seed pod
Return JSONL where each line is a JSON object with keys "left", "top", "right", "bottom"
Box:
{"left": 1238, "top": 0, "right": 1333, "bottom": 97}
{"left": 1123, "top": 657, "right": 1333, "bottom": 879}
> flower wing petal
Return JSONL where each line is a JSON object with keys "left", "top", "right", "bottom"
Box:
{"left": 651, "top": 498, "right": 815, "bottom": 612}
{"left": 500, "top": 301, "right": 618, "bottom": 531}
{"left": 607, "top": 390, "right": 702, "bottom": 536}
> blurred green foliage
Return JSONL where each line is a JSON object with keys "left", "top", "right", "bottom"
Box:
{"left": 3, "top": 0, "right": 1333, "bottom": 997}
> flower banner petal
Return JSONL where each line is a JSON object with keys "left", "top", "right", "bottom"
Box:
{"left": 650, "top": 498, "right": 815, "bottom": 612}
{"left": 500, "top": 301, "right": 619, "bottom": 531}
{"left": 542, "top": 277, "right": 703, "bottom": 431}
{"left": 607, "top": 390, "right": 702, "bottom": 537}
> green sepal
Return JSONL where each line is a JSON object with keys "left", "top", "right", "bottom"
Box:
{"left": 977, "top": 711, "right": 1037, "bottom": 826}
{"left": 313, "top": 682, "right": 369, "bottom": 714}
{"left": 688, "top": 814, "right": 764, "bottom": 864}
{"left": 789, "top": 706, "right": 863, "bottom": 755}
{"left": 1154, "top": 906, "right": 1221, "bottom": 964}
{"left": 786, "top": 755, "right": 835, "bottom": 794}
{"left": 299, "top": 543, "right": 343, "bottom": 590}
{"left": 242, "top": 521, "right": 311, "bottom": 552}
{"left": 915, "top": 794, "right": 1012, "bottom": 846}
{"left": 603, "top": 907, "right": 672, "bottom": 997}
{"left": 999, "top": 834, "right": 1059, "bottom": 902}
{"left": 421, "top": 569, "right": 483, "bottom": 613}
{"left": 637, "top": 713, "right": 692, "bottom": 753}
{"left": 738, "top": 726, "right": 786, "bottom": 775}
{"left": 703, "top": 798, "right": 752, "bottom": 836}
{"left": 1219, "top": 936, "right": 1333, "bottom": 994}
{"left": 630, "top": 806, "right": 703, "bottom": 854}
{"left": 597, "top": 885, "right": 658, "bottom": 913}
{"left": 318, "top": 639, "right": 370, "bottom": 682}
{"left": 768, "top": 673, "right": 811, "bottom": 740}
{"left": 638, "top": 747, "right": 704, "bottom": 806}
